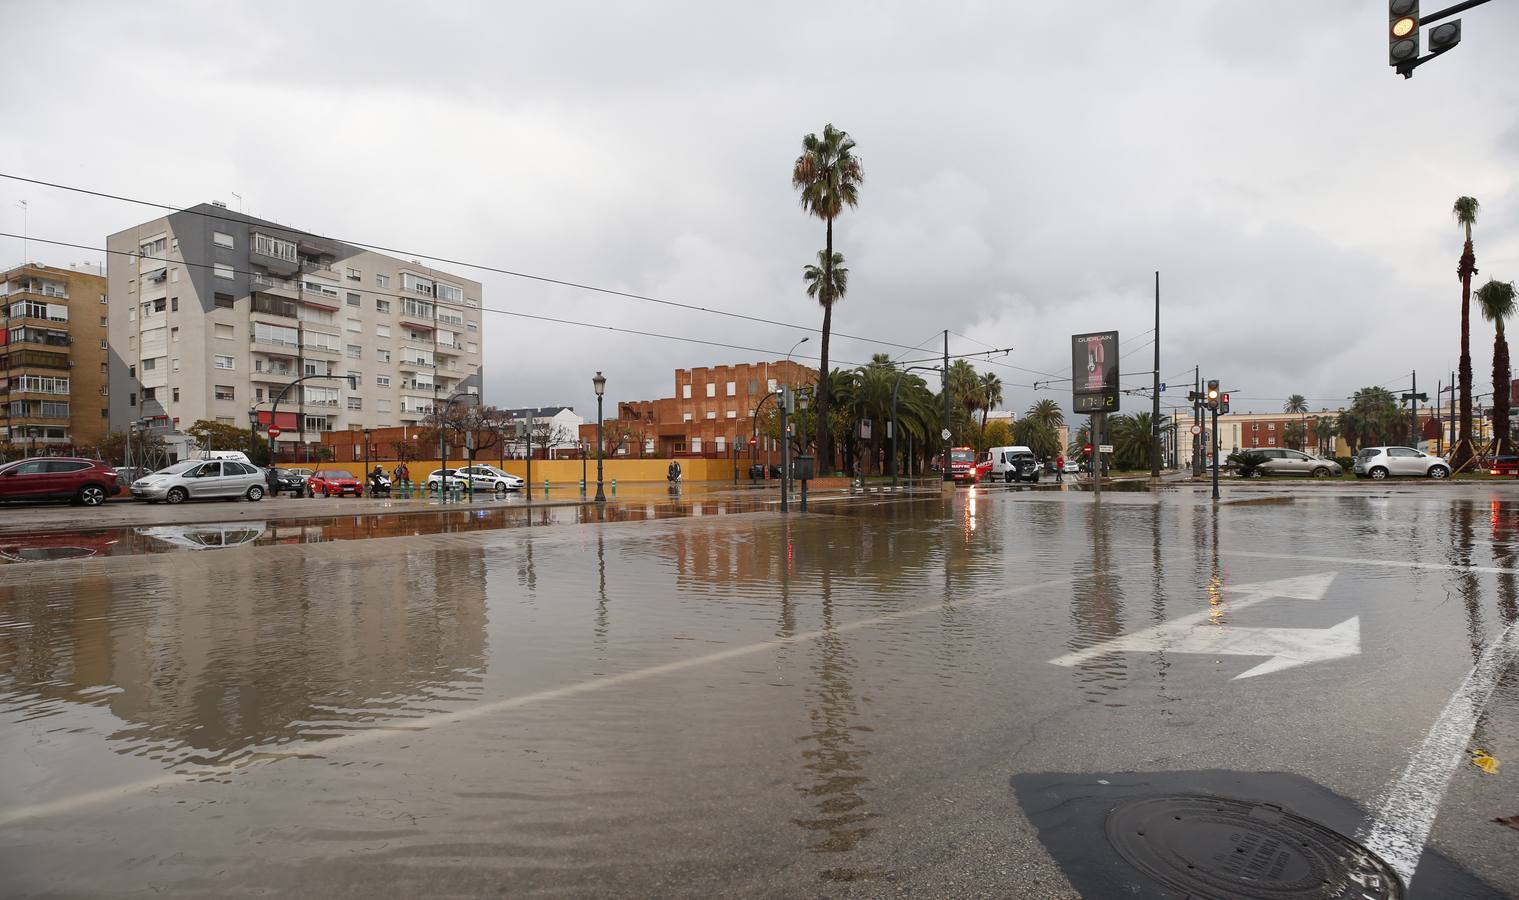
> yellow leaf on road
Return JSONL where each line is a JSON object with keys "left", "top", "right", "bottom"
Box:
{"left": 1471, "top": 749, "right": 1500, "bottom": 775}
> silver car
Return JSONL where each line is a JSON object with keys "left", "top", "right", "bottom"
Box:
{"left": 131, "top": 459, "right": 268, "bottom": 503}
{"left": 1257, "top": 448, "right": 1342, "bottom": 477}
{"left": 1353, "top": 446, "right": 1451, "bottom": 480}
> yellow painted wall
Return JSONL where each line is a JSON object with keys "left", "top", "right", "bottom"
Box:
{"left": 317, "top": 457, "right": 742, "bottom": 483}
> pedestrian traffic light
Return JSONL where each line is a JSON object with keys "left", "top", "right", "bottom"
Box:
{"left": 1428, "top": 19, "right": 1461, "bottom": 54}
{"left": 1389, "top": 0, "right": 1419, "bottom": 67}
{"left": 1220, "top": 392, "right": 1231, "bottom": 414}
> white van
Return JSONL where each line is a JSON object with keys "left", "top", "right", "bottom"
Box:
{"left": 195, "top": 450, "right": 255, "bottom": 466}
{"left": 988, "top": 445, "right": 1040, "bottom": 483}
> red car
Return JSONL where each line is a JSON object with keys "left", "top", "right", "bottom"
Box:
{"left": 0, "top": 457, "right": 121, "bottom": 506}
{"left": 1490, "top": 456, "right": 1519, "bottom": 477}
{"left": 307, "top": 469, "right": 363, "bottom": 497}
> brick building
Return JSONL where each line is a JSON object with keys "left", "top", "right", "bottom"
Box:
{"left": 1, "top": 262, "right": 110, "bottom": 452}
{"left": 580, "top": 360, "right": 816, "bottom": 458}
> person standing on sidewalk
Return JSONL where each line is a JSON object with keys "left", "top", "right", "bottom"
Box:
{"left": 1055, "top": 454, "right": 1065, "bottom": 483}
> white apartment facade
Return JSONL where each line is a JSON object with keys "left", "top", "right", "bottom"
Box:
{"left": 107, "top": 204, "right": 483, "bottom": 458}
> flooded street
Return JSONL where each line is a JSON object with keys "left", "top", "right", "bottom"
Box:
{"left": 1, "top": 486, "right": 1517, "bottom": 897}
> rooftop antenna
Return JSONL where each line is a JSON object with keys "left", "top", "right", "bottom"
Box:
{"left": 15, "top": 200, "right": 26, "bottom": 263}
{"left": 231, "top": 192, "right": 243, "bottom": 213}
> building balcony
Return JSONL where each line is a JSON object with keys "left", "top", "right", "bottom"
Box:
{"left": 250, "top": 274, "right": 300, "bottom": 299}
{"left": 300, "top": 344, "right": 342, "bottom": 357}
{"left": 399, "top": 318, "right": 433, "bottom": 332}
{"left": 250, "top": 250, "right": 300, "bottom": 276}
{"left": 250, "top": 337, "right": 301, "bottom": 355}
{"left": 252, "top": 294, "right": 299, "bottom": 319}
{"left": 251, "top": 368, "right": 299, "bottom": 384}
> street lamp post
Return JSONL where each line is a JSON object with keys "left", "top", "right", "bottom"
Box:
{"left": 780, "top": 336, "right": 809, "bottom": 512}
{"left": 580, "top": 439, "right": 587, "bottom": 494}
{"left": 593, "top": 371, "right": 607, "bottom": 502}
{"left": 363, "top": 428, "right": 371, "bottom": 495}
{"left": 434, "top": 391, "right": 476, "bottom": 503}
{"left": 798, "top": 389, "right": 810, "bottom": 513}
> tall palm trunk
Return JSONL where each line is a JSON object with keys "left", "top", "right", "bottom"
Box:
{"left": 1495, "top": 318, "right": 1511, "bottom": 457}
{"left": 816, "top": 217, "right": 833, "bottom": 473}
{"left": 1455, "top": 235, "right": 1476, "bottom": 468}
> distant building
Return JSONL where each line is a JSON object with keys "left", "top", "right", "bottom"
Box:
{"left": 580, "top": 359, "right": 816, "bottom": 457}
{"left": 1, "top": 262, "right": 109, "bottom": 452}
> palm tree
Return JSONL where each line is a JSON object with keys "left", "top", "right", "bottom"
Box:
{"left": 1026, "top": 398, "right": 1065, "bottom": 431}
{"left": 1312, "top": 416, "right": 1339, "bottom": 458}
{"left": 1477, "top": 278, "right": 1517, "bottom": 457}
{"left": 1453, "top": 196, "right": 1480, "bottom": 469}
{"left": 979, "top": 371, "right": 1004, "bottom": 432}
{"left": 793, "top": 123, "right": 864, "bottom": 474}
{"left": 1284, "top": 394, "right": 1308, "bottom": 416}
{"left": 1282, "top": 421, "right": 1307, "bottom": 450}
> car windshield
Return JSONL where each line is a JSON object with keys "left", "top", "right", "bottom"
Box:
{"left": 315, "top": 470, "right": 349, "bottom": 479}
{"left": 951, "top": 450, "right": 974, "bottom": 463}
{"left": 1357, "top": 449, "right": 1378, "bottom": 459}
{"left": 153, "top": 461, "right": 202, "bottom": 475}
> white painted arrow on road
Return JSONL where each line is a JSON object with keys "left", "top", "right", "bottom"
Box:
{"left": 1049, "top": 572, "right": 1359, "bottom": 679}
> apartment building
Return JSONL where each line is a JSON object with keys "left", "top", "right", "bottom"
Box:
{"left": 107, "top": 204, "right": 483, "bottom": 458}
{"left": 585, "top": 360, "right": 816, "bottom": 457}
{"left": 0, "top": 262, "right": 109, "bottom": 451}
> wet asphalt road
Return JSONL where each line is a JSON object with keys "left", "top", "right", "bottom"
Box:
{"left": 0, "top": 484, "right": 1516, "bottom": 898}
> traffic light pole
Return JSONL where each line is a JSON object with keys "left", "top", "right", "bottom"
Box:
{"left": 1211, "top": 404, "right": 1221, "bottom": 501}
{"left": 1151, "top": 271, "right": 1161, "bottom": 478}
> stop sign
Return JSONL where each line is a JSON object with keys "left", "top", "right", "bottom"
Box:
{"left": 268, "top": 425, "right": 282, "bottom": 438}
{"left": 748, "top": 436, "right": 757, "bottom": 447}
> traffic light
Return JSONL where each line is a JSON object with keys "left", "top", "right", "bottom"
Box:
{"left": 1389, "top": 0, "right": 1419, "bottom": 67}
{"left": 1428, "top": 19, "right": 1461, "bottom": 54}
{"left": 1206, "top": 380, "right": 1220, "bottom": 401}
{"left": 1220, "top": 392, "right": 1231, "bottom": 414}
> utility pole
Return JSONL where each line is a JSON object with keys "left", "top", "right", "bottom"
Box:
{"left": 1193, "top": 366, "right": 1202, "bottom": 476}
{"left": 1151, "top": 271, "right": 1161, "bottom": 477}
{"left": 1211, "top": 402, "right": 1220, "bottom": 501}
{"left": 780, "top": 387, "right": 791, "bottom": 512}
{"left": 1091, "top": 412, "right": 1102, "bottom": 501}
{"left": 942, "top": 330, "right": 952, "bottom": 484}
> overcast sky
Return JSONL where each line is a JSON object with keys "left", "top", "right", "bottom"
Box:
{"left": 3, "top": 1, "right": 1518, "bottom": 422}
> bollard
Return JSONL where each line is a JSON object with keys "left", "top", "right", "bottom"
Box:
{"left": 611, "top": 479, "right": 617, "bottom": 497}
{"left": 543, "top": 477, "right": 549, "bottom": 496}
{"left": 579, "top": 479, "right": 586, "bottom": 496}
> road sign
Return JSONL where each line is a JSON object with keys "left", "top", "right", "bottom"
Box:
{"left": 940, "top": 428, "right": 951, "bottom": 441}
{"left": 1190, "top": 424, "right": 1201, "bottom": 436}
{"left": 1098, "top": 444, "right": 1114, "bottom": 454}
{"left": 1071, "top": 331, "right": 1120, "bottom": 414}
{"left": 1159, "top": 382, "right": 1166, "bottom": 393}
{"left": 1049, "top": 573, "right": 1356, "bottom": 680}
{"left": 267, "top": 426, "right": 282, "bottom": 438}
{"left": 748, "top": 436, "right": 756, "bottom": 447}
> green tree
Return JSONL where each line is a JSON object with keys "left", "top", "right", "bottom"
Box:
{"left": 1312, "top": 416, "right": 1339, "bottom": 458}
{"left": 1012, "top": 418, "right": 1060, "bottom": 459}
{"left": 1282, "top": 421, "right": 1307, "bottom": 450}
{"left": 1477, "top": 278, "right": 1517, "bottom": 456}
{"left": 978, "top": 371, "right": 1004, "bottom": 432}
{"left": 1284, "top": 394, "right": 1308, "bottom": 415}
{"left": 1025, "top": 398, "right": 1065, "bottom": 431}
{"left": 982, "top": 420, "right": 1014, "bottom": 451}
{"left": 1110, "top": 412, "right": 1168, "bottom": 470}
{"left": 1453, "top": 196, "right": 1480, "bottom": 468}
{"left": 1342, "top": 387, "right": 1403, "bottom": 451}
{"left": 792, "top": 123, "right": 863, "bottom": 475}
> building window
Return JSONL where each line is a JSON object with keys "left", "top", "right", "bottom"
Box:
{"left": 213, "top": 263, "right": 234, "bottom": 280}
{"left": 100, "top": 293, "right": 107, "bottom": 304}
{"left": 214, "top": 355, "right": 234, "bottom": 370}
{"left": 213, "top": 231, "right": 234, "bottom": 248}
{"left": 253, "top": 233, "right": 298, "bottom": 262}
{"left": 141, "top": 387, "right": 156, "bottom": 402}
{"left": 304, "top": 416, "right": 327, "bottom": 432}
{"left": 705, "top": 383, "right": 715, "bottom": 398}
{"left": 376, "top": 375, "right": 390, "bottom": 387}
{"left": 375, "top": 273, "right": 390, "bottom": 288}
{"left": 726, "top": 381, "right": 736, "bottom": 396}
{"left": 346, "top": 318, "right": 361, "bottom": 332}
{"left": 1252, "top": 422, "right": 1259, "bottom": 432}
{"left": 748, "top": 379, "right": 757, "bottom": 394}
{"left": 377, "top": 349, "right": 391, "bottom": 363}
{"left": 214, "top": 292, "right": 234, "bottom": 309}
{"left": 1267, "top": 422, "right": 1276, "bottom": 431}
{"left": 172, "top": 358, "right": 180, "bottom": 371}
{"left": 128, "top": 392, "right": 136, "bottom": 407}
{"left": 466, "top": 321, "right": 478, "bottom": 332}
{"left": 376, "top": 399, "right": 391, "bottom": 412}
{"left": 376, "top": 324, "right": 390, "bottom": 338}
{"left": 347, "top": 397, "right": 363, "bottom": 410}
{"left": 401, "top": 273, "right": 434, "bottom": 296}
{"left": 767, "top": 378, "right": 777, "bottom": 392}
{"left": 346, "top": 292, "right": 361, "bottom": 307}
{"left": 99, "top": 339, "right": 107, "bottom": 349}
{"left": 683, "top": 412, "right": 693, "bottom": 422}
{"left": 376, "top": 298, "right": 391, "bottom": 313}
{"left": 129, "top": 365, "right": 135, "bottom": 378}
{"left": 171, "top": 297, "right": 178, "bottom": 311}
{"left": 213, "top": 385, "right": 235, "bottom": 401}
{"left": 100, "top": 363, "right": 108, "bottom": 375}
{"left": 691, "top": 437, "right": 702, "bottom": 452}
{"left": 170, "top": 268, "right": 180, "bottom": 283}
{"left": 346, "top": 344, "right": 361, "bottom": 359}
{"left": 706, "top": 411, "right": 716, "bottom": 419}
{"left": 466, "top": 342, "right": 478, "bottom": 354}
{"left": 726, "top": 410, "right": 737, "bottom": 419}
{"left": 139, "top": 236, "right": 166, "bottom": 256}
{"left": 172, "top": 387, "right": 179, "bottom": 402}
{"left": 682, "top": 384, "right": 691, "bottom": 399}
{"left": 346, "top": 268, "right": 361, "bottom": 281}
{"left": 215, "top": 323, "right": 235, "bottom": 339}
{"left": 1268, "top": 437, "right": 1276, "bottom": 446}
{"left": 141, "top": 357, "right": 157, "bottom": 371}
{"left": 99, "top": 315, "right": 108, "bottom": 327}
{"left": 435, "top": 282, "right": 463, "bottom": 302}
{"left": 171, "top": 326, "right": 179, "bottom": 342}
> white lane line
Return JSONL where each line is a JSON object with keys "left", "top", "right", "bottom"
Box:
{"left": 1358, "top": 619, "right": 1519, "bottom": 887}
{"left": 1226, "top": 549, "right": 1519, "bottom": 576}
{"left": 0, "top": 570, "right": 1101, "bottom": 828}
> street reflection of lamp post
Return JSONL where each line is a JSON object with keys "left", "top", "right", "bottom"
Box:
{"left": 580, "top": 439, "right": 587, "bottom": 494}
{"left": 363, "top": 428, "right": 371, "bottom": 494}
{"left": 593, "top": 372, "right": 607, "bottom": 502}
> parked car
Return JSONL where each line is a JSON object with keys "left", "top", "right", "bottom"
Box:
{"left": 425, "top": 468, "right": 471, "bottom": 492}
{"left": 131, "top": 459, "right": 266, "bottom": 504}
{"left": 747, "top": 463, "right": 782, "bottom": 480}
{"left": 1249, "top": 448, "right": 1343, "bottom": 477}
{"left": 136, "top": 523, "right": 267, "bottom": 550}
{"left": 1353, "top": 446, "right": 1451, "bottom": 480}
{"left": 0, "top": 457, "right": 121, "bottom": 506}
{"left": 266, "top": 467, "right": 311, "bottom": 497}
{"left": 454, "top": 464, "right": 525, "bottom": 493}
{"left": 307, "top": 469, "right": 364, "bottom": 497}
{"left": 1063, "top": 459, "right": 1079, "bottom": 475}
{"left": 1490, "top": 455, "right": 1519, "bottom": 477}
{"left": 984, "top": 445, "right": 1041, "bottom": 483}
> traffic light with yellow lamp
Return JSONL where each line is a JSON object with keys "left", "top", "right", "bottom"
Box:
{"left": 1390, "top": 0, "right": 1419, "bottom": 68}
{"left": 1206, "top": 380, "right": 1220, "bottom": 411}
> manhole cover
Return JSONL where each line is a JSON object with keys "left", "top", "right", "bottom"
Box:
{"left": 1106, "top": 795, "right": 1403, "bottom": 899}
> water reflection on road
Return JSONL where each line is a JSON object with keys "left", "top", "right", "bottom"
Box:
{"left": 1, "top": 487, "right": 1518, "bottom": 895}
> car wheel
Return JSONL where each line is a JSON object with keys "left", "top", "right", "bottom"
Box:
{"left": 247, "top": 485, "right": 264, "bottom": 501}
{"left": 1004, "top": 472, "right": 1013, "bottom": 484}
{"left": 1312, "top": 467, "right": 1331, "bottom": 477}
{"left": 77, "top": 485, "right": 107, "bottom": 506}
{"left": 166, "top": 487, "right": 188, "bottom": 504}
{"left": 1369, "top": 467, "right": 1389, "bottom": 480}
{"left": 323, "top": 487, "right": 330, "bottom": 497}
{"left": 1428, "top": 465, "right": 1450, "bottom": 480}
{"left": 494, "top": 482, "right": 506, "bottom": 494}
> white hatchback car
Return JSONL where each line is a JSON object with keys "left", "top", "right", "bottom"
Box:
{"left": 1353, "top": 446, "right": 1451, "bottom": 480}
{"left": 131, "top": 459, "right": 268, "bottom": 503}
{"left": 455, "top": 465, "right": 525, "bottom": 493}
